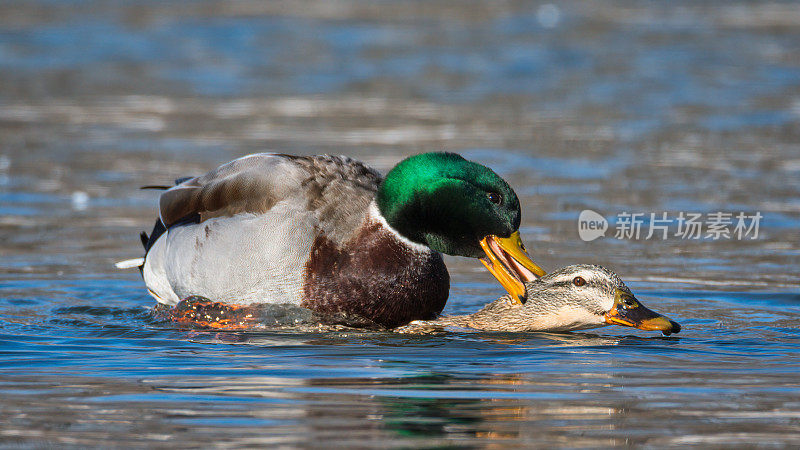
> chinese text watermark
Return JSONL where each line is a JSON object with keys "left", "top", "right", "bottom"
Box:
{"left": 578, "top": 209, "right": 762, "bottom": 242}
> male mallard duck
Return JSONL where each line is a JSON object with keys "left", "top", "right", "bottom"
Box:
{"left": 397, "top": 265, "right": 681, "bottom": 335}
{"left": 123, "top": 152, "right": 544, "bottom": 328}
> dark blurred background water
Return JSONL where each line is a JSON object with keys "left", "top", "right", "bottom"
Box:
{"left": 1, "top": 0, "right": 799, "bottom": 447}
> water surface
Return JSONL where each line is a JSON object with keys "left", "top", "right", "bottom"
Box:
{"left": 1, "top": 1, "right": 799, "bottom": 447}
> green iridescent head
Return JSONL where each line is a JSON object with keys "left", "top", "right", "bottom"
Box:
{"left": 377, "top": 152, "right": 521, "bottom": 257}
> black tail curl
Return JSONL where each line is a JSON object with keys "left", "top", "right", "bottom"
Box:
{"left": 140, "top": 175, "right": 194, "bottom": 253}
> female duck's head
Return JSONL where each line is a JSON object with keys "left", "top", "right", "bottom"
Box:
{"left": 477, "top": 264, "right": 681, "bottom": 335}
{"left": 377, "top": 152, "right": 544, "bottom": 298}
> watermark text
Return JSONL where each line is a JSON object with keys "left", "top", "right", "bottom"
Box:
{"left": 578, "top": 210, "right": 762, "bottom": 242}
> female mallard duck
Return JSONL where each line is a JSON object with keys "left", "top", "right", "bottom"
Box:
{"left": 397, "top": 265, "right": 682, "bottom": 335}
{"left": 126, "top": 152, "right": 544, "bottom": 328}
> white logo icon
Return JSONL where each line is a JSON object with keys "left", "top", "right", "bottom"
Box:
{"left": 578, "top": 209, "right": 608, "bottom": 242}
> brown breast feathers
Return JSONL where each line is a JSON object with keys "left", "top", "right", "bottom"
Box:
{"left": 302, "top": 222, "right": 449, "bottom": 328}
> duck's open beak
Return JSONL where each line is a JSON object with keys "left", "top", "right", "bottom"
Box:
{"left": 479, "top": 231, "right": 546, "bottom": 305}
{"left": 604, "top": 289, "right": 681, "bottom": 336}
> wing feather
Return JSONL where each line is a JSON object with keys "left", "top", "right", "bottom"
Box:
{"left": 158, "top": 154, "right": 303, "bottom": 227}
{"left": 157, "top": 153, "right": 383, "bottom": 242}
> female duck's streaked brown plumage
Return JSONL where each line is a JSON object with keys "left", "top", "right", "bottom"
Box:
{"left": 397, "top": 264, "right": 681, "bottom": 335}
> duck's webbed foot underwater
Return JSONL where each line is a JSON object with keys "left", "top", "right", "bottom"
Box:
{"left": 153, "top": 296, "right": 262, "bottom": 330}
{"left": 154, "top": 296, "right": 386, "bottom": 331}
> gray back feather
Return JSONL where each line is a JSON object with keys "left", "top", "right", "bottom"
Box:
{"left": 158, "top": 153, "right": 383, "bottom": 245}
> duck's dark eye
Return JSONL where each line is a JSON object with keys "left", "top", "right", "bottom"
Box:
{"left": 572, "top": 276, "right": 586, "bottom": 287}
{"left": 487, "top": 192, "right": 502, "bottom": 205}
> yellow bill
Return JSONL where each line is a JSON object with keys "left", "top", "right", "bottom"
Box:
{"left": 479, "top": 231, "right": 546, "bottom": 304}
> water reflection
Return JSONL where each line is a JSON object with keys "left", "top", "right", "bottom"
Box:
{"left": 2, "top": 0, "right": 800, "bottom": 447}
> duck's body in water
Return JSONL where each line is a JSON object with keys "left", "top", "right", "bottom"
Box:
{"left": 397, "top": 265, "right": 681, "bottom": 336}
{"left": 159, "top": 265, "right": 680, "bottom": 336}
{"left": 126, "top": 152, "right": 545, "bottom": 329}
